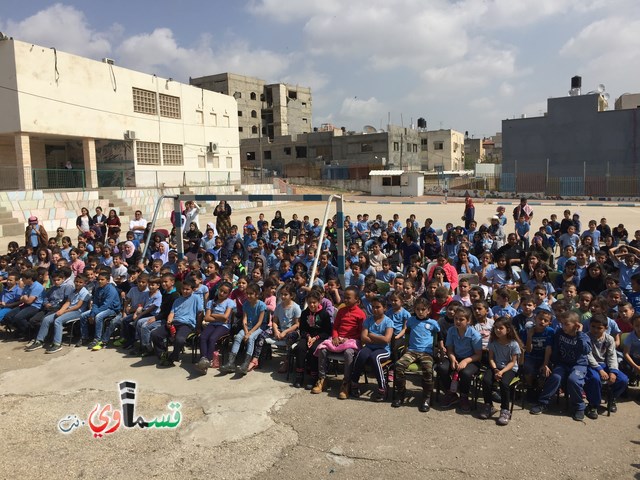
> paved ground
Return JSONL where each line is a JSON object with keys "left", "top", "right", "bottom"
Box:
{"left": 1, "top": 189, "right": 640, "bottom": 479}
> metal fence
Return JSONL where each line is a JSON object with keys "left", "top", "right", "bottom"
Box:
{"left": 32, "top": 168, "right": 86, "bottom": 189}
{"left": 0, "top": 169, "right": 237, "bottom": 191}
{"left": 500, "top": 173, "right": 640, "bottom": 197}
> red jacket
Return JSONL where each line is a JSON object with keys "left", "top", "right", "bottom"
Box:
{"left": 332, "top": 304, "right": 366, "bottom": 340}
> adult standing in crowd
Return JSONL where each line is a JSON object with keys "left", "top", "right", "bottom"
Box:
{"left": 214, "top": 200, "right": 232, "bottom": 238}
{"left": 512, "top": 197, "right": 533, "bottom": 225}
{"left": 184, "top": 201, "right": 201, "bottom": 231}
{"left": 25, "top": 216, "right": 48, "bottom": 249}
{"left": 76, "top": 207, "right": 93, "bottom": 235}
{"left": 129, "top": 210, "right": 147, "bottom": 243}
{"left": 463, "top": 193, "right": 475, "bottom": 231}
{"left": 92, "top": 206, "right": 107, "bottom": 239}
{"left": 106, "top": 209, "right": 121, "bottom": 240}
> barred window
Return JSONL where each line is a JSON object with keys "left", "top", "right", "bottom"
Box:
{"left": 133, "top": 88, "right": 157, "bottom": 115}
{"left": 137, "top": 142, "right": 160, "bottom": 165}
{"left": 159, "top": 94, "right": 181, "bottom": 119}
{"left": 162, "top": 143, "right": 184, "bottom": 166}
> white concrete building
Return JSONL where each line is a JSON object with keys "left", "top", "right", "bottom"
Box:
{"left": 0, "top": 38, "right": 240, "bottom": 190}
{"left": 369, "top": 170, "right": 424, "bottom": 197}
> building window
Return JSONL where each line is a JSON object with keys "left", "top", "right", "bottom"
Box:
{"left": 302, "top": 118, "right": 308, "bottom": 123}
{"left": 250, "top": 92, "right": 257, "bottom": 100}
{"left": 251, "top": 110, "right": 257, "bottom": 118}
{"left": 302, "top": 102, "right": 307, "bottom": 107}
{"left": 288, "top": 90, "right": 297, "bottom": 100}
{"left": 434, "top": 141, "right": 444, "bottom": 150}
{"left": 238, "top": 126, "right": 243, "bottom": 132}
{"left": 132, "top": 87, "right": 157, "bottom": 115}
{"left": 384, "top": 176, "right": 401, "bottom": 186}
{"left": 210, "top": 112, "right": 218, "bottom": 126}
{"left": 162, "top": 143, "right": 184, "bottom": 166}
{"left": 238, "top": 111, "right": 243, "bottom": 117}
{"left": 252, "top": 126, "right": 258, "bottom": 134}
{"left": 159, "top": 94, "right": 181, "bottom": 118}
{"left": 296, "top": 146, "right": 307, "bottom": 158}
{"left": 246, "top": 152, "right": 256, "bottom": 161}
{"left": 421, "top": 138, "right": 428, "bottom": 150}
{"left": 413, "top": 144, "right": 418, "bottom": 153}
{"left": 212, "top": 156, "right": 220, "bottom": 168}
{"left": 264, "top": 150, "right": 272, "bottom": 160}
{"left": 284, "top": 147, "right": 291, "bottom": 156}
{"left": 393, "top": 142, "right": 399, "bottom": 151}
{"left": 136, "top": 141, "right": 160, "bottom": 165}
{"left": 226, "top": 157, "right": 233, "bottom": 169}
{"left": 361, "top": 143, "right": 373, "bottom": 153}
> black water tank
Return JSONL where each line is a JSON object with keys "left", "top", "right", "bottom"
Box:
{"left": 417, "top": 117, "right": 427, "bottom": 128}
{"left": 571, "top": 76, "right": 582, "bottom": 89}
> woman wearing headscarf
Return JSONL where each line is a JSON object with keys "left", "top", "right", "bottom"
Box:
{"left": 121, "top": 241, "right": 142, "bottom": 268}
{"left": 152, "top": 241, "right": 170, "bottom": 266}
{"left": 213, "top": 200, "right": 232, "bottom": 238}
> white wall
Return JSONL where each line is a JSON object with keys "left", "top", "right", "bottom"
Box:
{"left": 5, "top": 39, "right": 240, "bottom": 176}
{"left": 0, "top": 41, "right": 20, "bottom": 133}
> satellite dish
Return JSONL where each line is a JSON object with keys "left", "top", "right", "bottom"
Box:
{"left": 597, "top": 84, "right": 605, "bottom": 93}
{"left": 363, "top": 125, "right": 377, "bottom": 134}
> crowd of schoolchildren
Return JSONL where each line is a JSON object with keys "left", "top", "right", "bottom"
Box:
{"left": 1, "top": 197, "right": 640, "bottom": 426}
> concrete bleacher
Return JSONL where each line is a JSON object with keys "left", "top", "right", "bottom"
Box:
{"left": 0, "top": 183, "right": 286, "bottom": 235}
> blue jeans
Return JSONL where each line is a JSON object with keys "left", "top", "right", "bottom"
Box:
{"left": 538, "top": 364, "right": 588, "bottom": 411}
{"left": 101, "top": 313, "right": 124, "bottom": 343}
{"left": 231, "top": 329, "right": 263, "bottom": 358}
{"left": 37, "top": 311, "right": 82, "bottom": 345}
{"left": 80, "top": 309, "right": 117, "bottom": 341}
{"left": 137, "top": 318, "right": 161, "bottom": 349}
{"left": 0, "top": 307, "right": 12, "bottom": 323}
{"left": 584, "top": 365, "right": 628, "bottom": 406}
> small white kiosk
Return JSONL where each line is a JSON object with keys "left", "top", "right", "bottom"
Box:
{"left": 369, "top": 170, "right": 424, "bottom": 197}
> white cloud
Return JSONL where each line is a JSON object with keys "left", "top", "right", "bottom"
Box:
{"left": 0, "top": 3, "right": 113, "bottom": 58}
{"left": 469, "top": 97, "right": 493, "bottom": 110}
{"left": 116, "top": 29, "right": 291, "bottom": 81}
{"left": 339, "top": 96, "right": 383, "bottom": 120}
{"left": 560, "top": 16, "right": 640, "bottom": 95}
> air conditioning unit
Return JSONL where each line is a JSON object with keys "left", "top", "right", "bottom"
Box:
{"left": 207, "top": 142, "right": 219, "bottom": 153}
{"left": 102, "top": 58, "right": 115, "bottom": 65}
{"left": 124, "top": 130, "right": 136, "bottom": 140}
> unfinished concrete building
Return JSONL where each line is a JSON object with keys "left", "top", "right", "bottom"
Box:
{"left": 190, "top": 73, "right": 312, "bottom": 141}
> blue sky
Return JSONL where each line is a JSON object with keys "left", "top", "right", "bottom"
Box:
{"left": 2, "top": 1, "right": 639, "bottom": 138}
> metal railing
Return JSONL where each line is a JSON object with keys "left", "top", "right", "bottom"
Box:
{"left": 32, "top": 168, "right": 85, "bottom": 190}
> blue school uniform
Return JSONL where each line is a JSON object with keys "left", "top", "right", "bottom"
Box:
{"left": 363, "top": 315, "right": 394, "bottom": 353}
{"left": 446, "top": 325, "right": 482, "bottom": 360}
{"left": 171, "top": 294, "right": 204, "bottom": 328}
{"left": 407, "top": 316, "right": 440, "bottom": 354}
{"left": 385, "top": 307, "right": 411, "bottom": 335}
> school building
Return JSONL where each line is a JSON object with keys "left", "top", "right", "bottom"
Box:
{"left": 0, "top": 38, "right": 241, "bottom": 191}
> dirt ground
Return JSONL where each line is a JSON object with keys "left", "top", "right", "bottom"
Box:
{"left": 1, "top": 189, "right": 640, "bottom": 479}
{"left": 0, "top": 335, "right": 638, "bottom": 480}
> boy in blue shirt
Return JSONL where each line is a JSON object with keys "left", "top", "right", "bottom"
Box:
{"left": 530, "top": 311, "right": 591, "bottom": 420}
{"left": 152, "top": 278, "right": 204, "bottom": 367}
{"left": 521, "top": 310, "right": 554, "bottom": 399}
{"left": 584, "top": 314, "right": 628, "bottom": 419}
{"left": 4, "top": 269, "right": 45, "bottom": 339}
{"left": 26, "top": 274, "right": 91, "bottom": 354}
{"left": 0, "top": 273, "right": 23, "bottom": 324}
{"left": 78, "top": 272, "right": 121, "bottom": 349}
{"left": 392, "top": 297, "right": 440, "bottom": 412}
